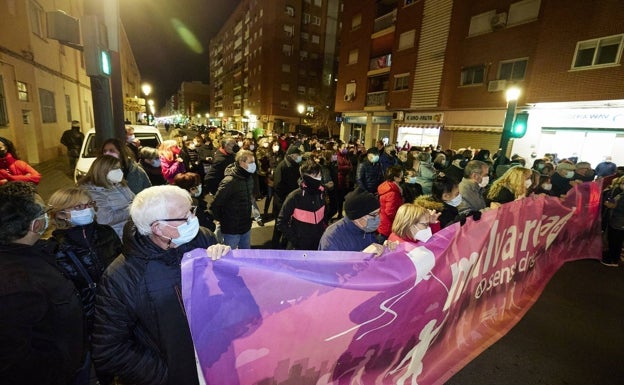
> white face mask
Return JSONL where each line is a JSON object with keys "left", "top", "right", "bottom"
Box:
{"left": 193, "top": 185, "right": 202, "bottom": 197}
{"left": 565, "top": 171, "right": 575, "bottom": 179}
{"left": 541, "top": 183, "right": 552, "bottom": 191}
{"left": 412, "top": 226, "right": 433, "bottom": 242}
{"left": 478, "top": 175, "right": 489, "bottom": 188}
{"left": 107, "top": 169, "right": 124, "bottom": 184}
{"left": 525, "top": 179, "right": 533, "bottom": 188}
{"left": 447, "top": 193, "right": 462, "bottom": 207}
{"left": 262, "top": 142, "right": 269, "bottom": 148}
{"left": 272, "top": 145, "right": 280, "bottom": 152}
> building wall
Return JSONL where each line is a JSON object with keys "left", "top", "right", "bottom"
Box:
{"left": 0, "top": 0, "right": 140, "bottom": 164}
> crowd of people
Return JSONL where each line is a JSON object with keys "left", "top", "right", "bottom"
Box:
{"left": 1, "top": 124, "right": 622, "bottom": 384}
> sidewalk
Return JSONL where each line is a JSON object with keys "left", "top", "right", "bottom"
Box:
{"left": 33, "top": 156, "right": 75, "bottom": 201}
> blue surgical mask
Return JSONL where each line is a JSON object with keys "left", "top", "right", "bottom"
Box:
{"left": 70, "top": 207, "right": 95, "bottom": 226}
{"left": 363, "top": 216, "right": 380, "bottom": 233}
{"left": 565, "top": 171, "right": 574, "bottom": 179}
{"left": 371, "top": 155, "right": 380, "bottom": 163}
{"left": 169, "top": 216, "right": 200, "bottom": 246}
{"left": 294, "top": 155, "right": 302, "bottom": 163}
{"left": 447, "top": 193, "right": 463, "bottom": 207}
{"left": 152, "top": 159, "right": 161, "bottom": 167}
{"left": 407, "top": 177, "right": 418, "bottom": 184}
{"left": 246, "top": 162, "right": 257, "bottom": 174}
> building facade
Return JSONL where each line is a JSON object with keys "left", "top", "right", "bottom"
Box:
{"left": 160, "top": 81, "right": 211, "bottom": 126}
{"left": 0, "top": 0, "right": 140, "bottom": 164}
{"left": 335, "top": 0, "right": 624, "bottom": 166}
{"left": 210, "top": 0, "right": 342, "bottom": 136}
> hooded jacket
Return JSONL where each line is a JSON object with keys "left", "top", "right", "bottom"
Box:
{"left": 210, "top": 162, "right": 254, "bottom": 235}
{"left": 91, "top": 223, "right": 215, "bottom": 385}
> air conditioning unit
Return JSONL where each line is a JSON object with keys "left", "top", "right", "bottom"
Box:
{"left": 392, "top": 111, "right": 404, "bottom": 120}
{"left": 488, "top": 79, "right": 507, "bottom": 92}
{"left": 344, "top": 93, "right": 355, "bottom": 102}
{"left": 490, "top": 12, "right": 507, "bottom": 29}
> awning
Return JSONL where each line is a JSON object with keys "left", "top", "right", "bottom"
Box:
{"left": 443, "top": 125, "right": 503, "bottom": 133}
{"left": 396, "top": 124, "right": 442, "bottom": 129}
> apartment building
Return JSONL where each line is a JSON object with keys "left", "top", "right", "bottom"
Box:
{"left": 336, "top": 0, "right": 624, "bottom": 165}
{"left": 160, "top": 81, "right": 211, "bottom": 125}
{"left": 0, "top": 0, "right": 140, "bottom": 164}
{"left": 210, "top": 0, "right": 342, "bottom": 135}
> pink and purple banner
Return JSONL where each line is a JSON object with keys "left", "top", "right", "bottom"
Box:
{"left": 181, "top": 182, "right": 603, "bottom": 385}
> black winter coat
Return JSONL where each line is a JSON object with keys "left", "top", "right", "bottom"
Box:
{"left": 277, "top": 181, "right": 328, "bottom": 250}
{"left": 210, "top": 162, "right": 254, "bottom": 235}
{"left": 0, "top": 241, "right": 85, "bottom": 385}
{"left": 91, "top": 223, "right": 216, "bottom": 385}
{"left": 356, "top": 160, "right": 384, "bottom": 194}
{"left": 48, "top": 222, "right": 121, "bottom": 334}
{"left": 273, "top": 157, "right": 301, "bottom": 202}
{"left": 204, "top": 148, "right": 235, "bottom": 194}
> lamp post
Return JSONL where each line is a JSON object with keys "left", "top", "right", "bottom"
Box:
{"left": 498, "top": 87, "right": 521, "bottom": 160}
{"left": 297, "top": 103, "right": 305, "bottom": 132}
{"left": 141, "top": 83, "right": 151, "bottom": 124}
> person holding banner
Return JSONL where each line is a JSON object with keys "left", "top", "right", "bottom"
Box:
{"left": 91, "top": 185, "right": 230, "bottom": 385}
{"left": 318, "top": 187, "right": 381, "bottom": 252}
{"left": 387, "top": 203, "right": 441, "bottom": 244}
{"left": 415, "top": 176, "right": 462, "bottom": 228}
{"left": 486, "top": 166, "right": 533, "bottom": 205}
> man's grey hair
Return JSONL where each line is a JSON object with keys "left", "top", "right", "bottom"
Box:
{"left": 130, "top": 185, "right": 192, "bottom": 235}
{"left": 464, "top": 160, "right": 488, "bottom": 178}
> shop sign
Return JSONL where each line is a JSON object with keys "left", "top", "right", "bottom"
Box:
{"left": 404, "top": 113, "right": 444, "bottom": 123}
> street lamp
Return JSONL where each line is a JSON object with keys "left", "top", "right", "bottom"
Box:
{"left": 141, "top": 83, "right": 151, "bottom": 124}
{"left": 297, "top": 103, "right": 305, "bottom": 129}
{"left": 498, "top": 87, "right": 521, "bottom": 160}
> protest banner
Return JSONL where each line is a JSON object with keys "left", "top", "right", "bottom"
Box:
{"left": 181, "top": 182, "right": 602, "bottom": 384}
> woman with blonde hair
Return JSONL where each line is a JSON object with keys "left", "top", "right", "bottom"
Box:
{"left": 486, "top": 166, "right": 533, "bottom": 205}
{"left": 78, "top": 155, "right": 135, "bottom": 238}
{"left": 158, "top": 139, "right": 186, "bottom": 184}
{"left": 387, "top": 203, "right": 441, "bottom": 244}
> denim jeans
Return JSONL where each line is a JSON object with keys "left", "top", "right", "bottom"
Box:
{"left": 223, "top": 229, "right": 251, "bottom": 249}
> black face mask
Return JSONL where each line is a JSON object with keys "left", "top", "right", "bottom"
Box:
{"left": 0, "top": 149, "right": 6, "bottom": 157}
{"left": 232, "top": 145, "right": 241, "bottom": 153}
{"left": 303, "top": 175, "right": 322, "bottom": 190}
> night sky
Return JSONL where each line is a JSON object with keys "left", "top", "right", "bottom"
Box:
{"left": 120, "top": 0, "right": 241, "bottom": 107}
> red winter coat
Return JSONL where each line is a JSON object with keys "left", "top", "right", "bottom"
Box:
{"left": 377, "top": 180, "right": 403, "bottom": 236}
{"left": 0, "top": 153, "right": 41, "bottom": 185}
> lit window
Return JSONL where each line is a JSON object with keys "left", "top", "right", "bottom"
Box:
{"left": 572, "top": 34, "right": 623, "bottom": 69}
{"left": 303, "top": 13, "right": 311, "bottom": 24}
{"left": 285, "top": 6, "right": 295, "bottom": 17}
{"left": 283, "top": 24, "right": 294, "bottom": 37}
{"left": 311, "top": 34, "right": 320, "bottom": 44}
{"left": 312, "top": 16, "right": 321, "bottom": 26}
{"left": 348, "top": 49, "right": 358, "bottom": 65}
{"left": 17, "top": 81, "right": 29, "bottom": 101}
{"left": 460, "top": 65, "right": 485, "bottom": 86}
{"left": 352, "top": 14, "right": 362, "bottom": 29}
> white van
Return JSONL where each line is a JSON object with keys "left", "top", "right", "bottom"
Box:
{"left": 74, "top": 125, "right": 163, "bottom": 182}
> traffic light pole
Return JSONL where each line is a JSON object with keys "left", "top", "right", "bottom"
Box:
{"left": 498, "top": 98, "right": 518, "bottom": 161}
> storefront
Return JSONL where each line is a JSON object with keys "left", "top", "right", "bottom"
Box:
{"left": 512, "top": 101, "right": 624, "bottom": 167}
{"left": 340, "top": 114, "right": 393, "bottom": 147}
{"left": 395, "top": 112, "right": 444, "bottom": 148}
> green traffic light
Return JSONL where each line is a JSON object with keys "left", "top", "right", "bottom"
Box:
{"left": 510, "top": 112, "right": 529, "bottom": 138}
{"left": 100, "top": 51, "right": 111, "bottom": 76}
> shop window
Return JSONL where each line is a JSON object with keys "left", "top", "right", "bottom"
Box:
{"left": 572, "top": 34, "right": 623, "bottom": 69}
{"left": 460, "top": 65, "right": 485, "bottom": 86}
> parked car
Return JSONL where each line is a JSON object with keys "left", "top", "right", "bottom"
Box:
{"left": 74, "top": 125, "right": 163, "bottom": 182}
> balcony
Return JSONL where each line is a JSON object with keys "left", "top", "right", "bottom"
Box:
{"left": 373, "top": 9, "right": 396, "bottom": 34}
{"left": 368, "top": 54, "right": 392, "bottom": 75}
{"left": 366, "top": 91, "right": 387, "bottom": 107}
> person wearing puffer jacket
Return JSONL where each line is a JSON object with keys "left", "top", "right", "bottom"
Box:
{"left": 377, "top": 165, "right": 404, "bottom": 242}
{"left": 414, "top": 175, "right": 461, "bottom": 229}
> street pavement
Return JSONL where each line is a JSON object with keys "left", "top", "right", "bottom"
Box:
{"left": 32, "top": 156, "right": 624, "bottom": 384}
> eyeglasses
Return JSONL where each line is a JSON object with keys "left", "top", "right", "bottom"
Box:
{"left": 150, "top": 206, "right": 197, "bottom": 226}
{"left": 62, "top": 201, "right": 96, "bottom": 212}
{"left": 367, "top": 211, "right": 380, "bottom": 218}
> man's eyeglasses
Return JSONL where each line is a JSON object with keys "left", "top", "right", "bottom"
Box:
{"left": 150, "top": 206, "right": 197, "bottom": 226}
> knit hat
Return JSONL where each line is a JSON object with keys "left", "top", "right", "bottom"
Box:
{"left": 286, "top": 145, "right": 301, "bottom": 155}
{"left": 344, "top": 188, "right": 380, "bottom": 220}
{"left": 71, "top": 120, "right": 80, "bottom": 128}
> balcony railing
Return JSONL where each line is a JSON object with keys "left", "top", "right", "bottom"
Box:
{"left": 373, "top": 9, "right": 396, "bottom": 33}
{"left": 366, "top": 91, "right": 387, "bottom": 107}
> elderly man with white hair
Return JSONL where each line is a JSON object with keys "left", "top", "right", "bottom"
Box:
{"left": 92, "top": 185, "right": 230, "bottom": 385}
